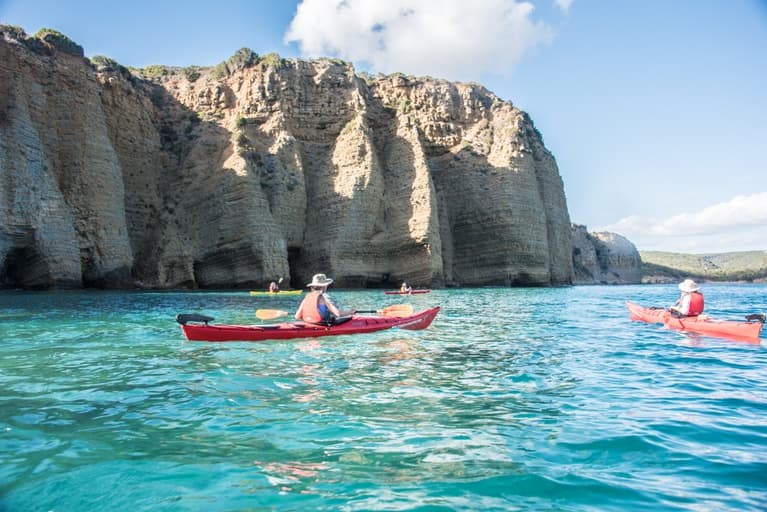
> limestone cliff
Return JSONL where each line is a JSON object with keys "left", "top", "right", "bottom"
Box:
{"left": 571, "top": 224, "right": 642, "bottom": 284}
{"left": 0, "top": 28, "right": 573, "bottom": 289}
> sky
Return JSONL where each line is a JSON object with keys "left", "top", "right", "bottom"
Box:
{"left": 1, "top": 0, "right": 766, "bottom": 253}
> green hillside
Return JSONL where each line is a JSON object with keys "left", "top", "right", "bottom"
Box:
{"left": 640, "top": 250, "right": 767, "bottom": 283}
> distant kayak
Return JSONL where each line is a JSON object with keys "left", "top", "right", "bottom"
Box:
{"left": 384, "top": 289, "right": 431, "bottom": 295}
{"left": 249, "top": 290, "right": 303, "bottom": 296}
{"left": 626, "top": 301, "right": 764, "bottom": 341}
{"left": 176, "top": 307, "right": 440, "bottom": 342}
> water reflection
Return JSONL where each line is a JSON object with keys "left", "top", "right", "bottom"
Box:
{"left": 258, "top": 461, "right": 328, "bottom": 493}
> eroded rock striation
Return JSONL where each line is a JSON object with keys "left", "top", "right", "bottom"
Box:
{"left": 1, "top": 29, "right": 573, "bottom": 289}
{"left": 571, "top": 224, "right": 642, "bottom": 284}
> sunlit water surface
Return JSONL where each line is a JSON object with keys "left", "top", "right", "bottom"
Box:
{"left": 1, "top": 284, "right": 766, "bottom": 511}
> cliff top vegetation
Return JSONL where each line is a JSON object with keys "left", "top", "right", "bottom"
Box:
{"left": 1, "top": 24, "right": 83, "bottom": 57}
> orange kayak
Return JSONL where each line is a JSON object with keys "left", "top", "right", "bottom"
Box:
{"left": 626, "top": 301, "right": 764, "bottom": 341}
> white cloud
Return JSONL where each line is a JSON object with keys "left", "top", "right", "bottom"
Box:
{"left": 555, "top": 0, "right": 574, "bottom": 13}
{"left": 598, "top": 193, "right": 767, "bottom": 253}
{"left": 285, "top": 0, "right": 554, "bottom": 81}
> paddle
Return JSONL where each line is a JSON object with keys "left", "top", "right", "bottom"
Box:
{"left": 255, "top": 304, "right": 414, "bottom": 320}
{"left": 355, "top": 304, "right": 414, "bottom": 318}
{"left": 256, "top": 309, "right": 289, "bottom": 320}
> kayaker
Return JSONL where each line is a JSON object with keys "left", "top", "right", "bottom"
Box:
{"left": 268, "top": 281, "right": 280, "bottom": 293}
{"left": 400, "top": 281, "right": 412, "bottom": 294}
{"left": 669, "top": 279, "right": 704, "bottom": 317}
{"left": 295, "top": 273, "right": 343, "bottom": 325}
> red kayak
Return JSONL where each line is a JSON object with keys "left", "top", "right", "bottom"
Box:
{"left": 384, "top": 289, "right": 431, "bottom": 295}
{"left": 177, "top": 307, "right": 440, "bottom": 342}
{"left": 626, "top": 301, "right": 764, "bottom": 341}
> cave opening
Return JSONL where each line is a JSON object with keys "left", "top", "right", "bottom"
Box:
{"left": 1, "top": 246, "right": 37, "bottom": 289}
{"left": 287, "top": 247, "right": 301, "bottom": 290}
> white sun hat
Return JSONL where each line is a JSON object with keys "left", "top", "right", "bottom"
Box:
{"left": 307, "top": 273, "right": 333, "bottom": 288}
{"left": 678, "top": 279, "right": 699, "bottom": 293}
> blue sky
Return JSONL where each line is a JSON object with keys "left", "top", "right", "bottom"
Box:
{"left": 2, "top": 0, "right": 765, "bottom": 253}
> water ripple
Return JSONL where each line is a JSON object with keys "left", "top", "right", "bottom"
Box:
{"left": 1, "top": 286, "right": 766, "bottom": 510}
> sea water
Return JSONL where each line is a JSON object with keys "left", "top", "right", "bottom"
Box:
{"left": 1, "top": 284, "right": 766, "bottom": 511}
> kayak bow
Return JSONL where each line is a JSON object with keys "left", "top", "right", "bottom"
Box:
{"left": 626, "top": 301, "right": 764, "bottom": 341}
{"left": 177, "top": 306, "right": 440, "bottom": 342}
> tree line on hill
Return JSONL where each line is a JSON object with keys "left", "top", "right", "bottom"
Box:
{"left": 640, "top": 250, "right": 767, "bottom": 283}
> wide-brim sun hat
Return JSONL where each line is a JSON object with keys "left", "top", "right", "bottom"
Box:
{"left": 307, "top": 273, "right": 333, "bottom": 288}
{"left": 678, "top": 279, "right": 699, "bottom": 293}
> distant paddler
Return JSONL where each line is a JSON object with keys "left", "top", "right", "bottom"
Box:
{"left": 249, "top": 277, "right": 303, "bottom": 296}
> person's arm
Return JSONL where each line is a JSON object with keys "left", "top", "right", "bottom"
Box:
{"left": 295, "top": 299, "right": 305, "bottom": 320}
{"left": 679, "top": 294, "right": 691, "bottom": 315}
{"left": 321, "top": 294, "right": 341, "bottom": 316}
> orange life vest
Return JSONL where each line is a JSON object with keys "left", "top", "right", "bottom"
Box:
{"left": 688, "top": 291, "right": 704, "bottom": 316}
{"left": 298, "top": 291, "right": 328, "bottom": 324}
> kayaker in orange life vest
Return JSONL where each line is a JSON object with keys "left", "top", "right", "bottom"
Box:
{"left": 669, "top": 279, "right": 704, "bottom": 317}
{"left": 295, "top": 273, "right": 342, "bottom": 324}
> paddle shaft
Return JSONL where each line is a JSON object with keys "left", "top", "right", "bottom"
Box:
{"left": 257, "top": 304, "right": 413, "bottom": 320}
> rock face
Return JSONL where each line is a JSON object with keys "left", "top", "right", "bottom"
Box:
{"left": 0, "top": 29, "right": 573, "bottom": 289}
{"left": 571, "top": 224, "right": 642, "bottom": 284}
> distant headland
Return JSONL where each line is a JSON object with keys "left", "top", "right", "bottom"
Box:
{"left": 640, "top": 250, "right": 767, "bottom": 284}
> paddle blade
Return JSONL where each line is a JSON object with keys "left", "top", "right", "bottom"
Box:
{"left": 380, "top": 304, "right": 414, "bottom": 318}
{"left": 256, "top": 309, "right": 289, "bottom": 320}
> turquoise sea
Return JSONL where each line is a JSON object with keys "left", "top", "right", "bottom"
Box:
{"left": 1, "top": 284, "right": 766, "bottom": 511}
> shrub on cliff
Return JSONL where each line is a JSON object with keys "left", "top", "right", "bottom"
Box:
{"left": 227, "top": 47, "right": 258, "bottom": 72}
{"left": 88, "top": 55, "right": 137, "bottom": 84}
{"left": 1, "top": 25, "right": 50, "bottom": 56}
{"left": 34, "top": 28, "right": 84, "bottom": 57}
{"left": 90, "top": 55, "right": 120, "bottom": 70}
{"left": 260, "top": 53, "right": 283, "bottom": 70}
{"left": 183, "top": 66, "right": 201, "bottom": 82}
{"left": 0, "top": 24, "right": 27, "bottom": 40}
{"left": 211, "top": 61, "right": 229, "bottom": 80}
{"left": 89, "top": 55, "right": 130, "bottom": 74}
{"left": 142, "top": 65, "right": 170, "bottom": 79}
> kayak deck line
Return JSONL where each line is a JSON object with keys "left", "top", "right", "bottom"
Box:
{"left": 177, "top": 306, "right": 440, "bottom": 342}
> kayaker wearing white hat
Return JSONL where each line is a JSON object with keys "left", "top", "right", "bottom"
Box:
{"left": 295, "top": 273, "right": 342, "bottom": 324}
{"left": 669, "top": 279, "right": 705, "bottom": 317}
